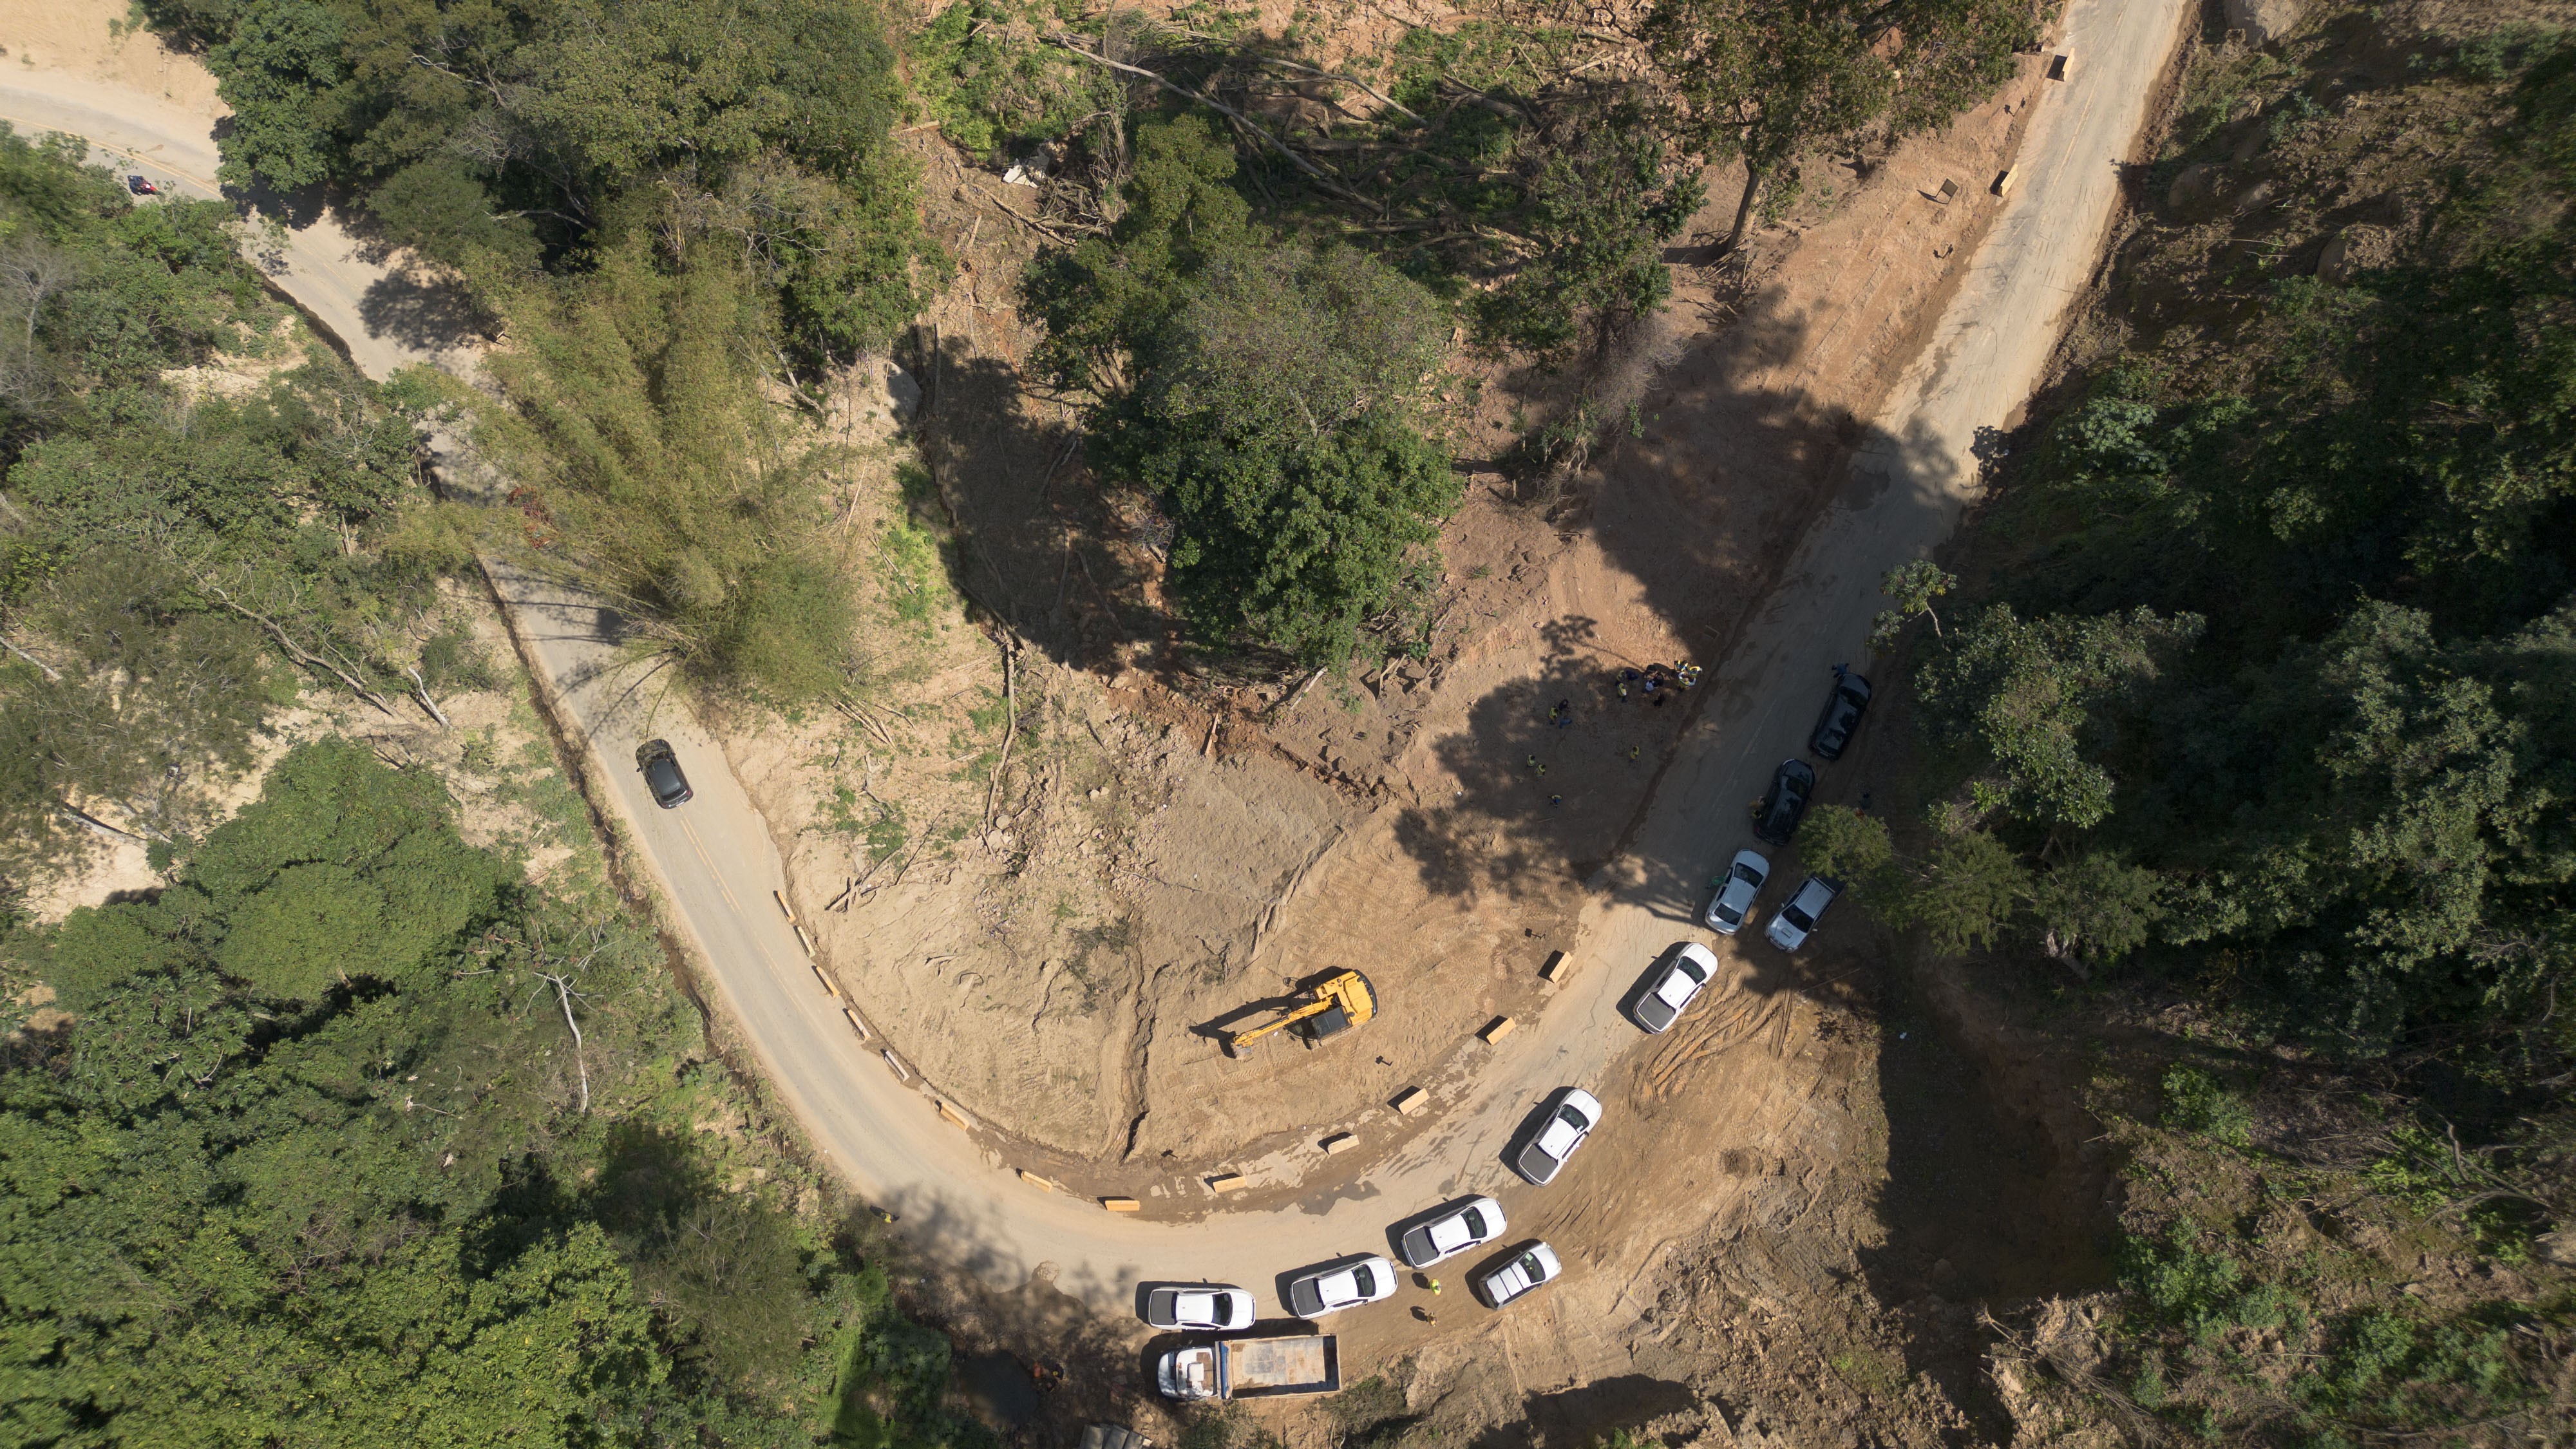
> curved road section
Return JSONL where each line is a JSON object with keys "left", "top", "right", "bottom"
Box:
{"left": 2, "top": 0, "right": 2186, "bottom": 1316}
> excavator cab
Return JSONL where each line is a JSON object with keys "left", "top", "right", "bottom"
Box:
{"left": 1224, "top": 971, "right": 1377, "bottom": 1056}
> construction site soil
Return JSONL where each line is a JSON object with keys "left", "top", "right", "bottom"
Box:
{"left": 4, "top": 0, "right": 2164, "bottom": 1443}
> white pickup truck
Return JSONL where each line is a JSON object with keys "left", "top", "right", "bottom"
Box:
{"left": 1155, "top": 1333, "right": 1340, "bottom": 1400}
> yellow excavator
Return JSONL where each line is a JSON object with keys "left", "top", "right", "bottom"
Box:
{"left": 1224, "top": 971, "right": 1377, "bottom": 1056}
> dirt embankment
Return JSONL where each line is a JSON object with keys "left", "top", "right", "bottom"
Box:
{"left": 725, "top": 46, "right": 2056, "bottom": 1201}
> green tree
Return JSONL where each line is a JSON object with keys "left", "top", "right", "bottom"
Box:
{"left": 474, "top": 241, "right": 856, "bottom": 701}
{"left": 1475, "top": 102, "right": 1705, "bottom": 356}
{"left": 1911, "top": 829, "right": 2029, "bottom": 954}
{"left": 1645, "top": 0, "right": 2036, "bottom": 251}
{"left": 2029, "top": 851, "right": 2165, "bottom": 965}
{"left": 1917, "top": 603, "right": 2204, "bottom": 829}
{"left": 1035, "top": 118, "right": 1461, "bottom": 667}
{"left": 1870, "top": 558, "right": 1956, "bottom": 651}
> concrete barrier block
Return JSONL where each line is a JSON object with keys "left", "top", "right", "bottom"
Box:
{"left": 1101, "top": 1197, "right": 1141, "bottom": 1212}
{"left": 1391, "top": 1087, "right": 1428, "bottom": 1116}
{"left": 1480, "top": 1016, "right": 1517, "bottom": 1044}
{"left": 1321, "top": 1133, "right": 1358, "bottom": 1154}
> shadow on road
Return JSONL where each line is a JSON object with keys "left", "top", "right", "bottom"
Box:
{"left": 360, "top": 266, "right": 493, "bottom": 354}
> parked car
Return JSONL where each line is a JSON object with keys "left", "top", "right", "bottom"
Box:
{"left": 1808, "top": 670, "right": 1873, "bottom": 761}
{"left": 1765, "top": 875, "right": 1841, "bottom": 951}
{"left": 1703, "top": 849, "right": 1770, "bottom": 934}
{"left": 1473, "top": 1243, "right": 1563, "bottom": 1309}
{"left": 1628, "top": 942, "right": 1719, "bottom": 1034}
{"left": 1397, "top": 1197, "right": 1506, "bottom": 1269}
{"left": 1511, "top": 1087, "right": 1602, "bottom": 1185}
{"left": 636, "top": 738, "right": 693, "bottom": 808}
{"left": 1751, "top": 759, "right": 1817, "bottom": 846}
{"left": 1142, "top": 1282, "right": 1256, "bottom": 1332}
{"left": 1285, "top": 1255, "right": 1397, "bottom": 1318}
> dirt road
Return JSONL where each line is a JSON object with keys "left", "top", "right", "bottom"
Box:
{"left": 2, "top": 0, "right": 2188, "bottom": 1318}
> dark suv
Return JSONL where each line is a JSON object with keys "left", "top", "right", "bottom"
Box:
{"left": 636, "top": 739, "right": 693, "bottom": 808}
{"left": 1808, "top": 670, "right": 1873, "bottom": 761}
{"left": 1751, "top": 759, "right": 1817, "bottom": 846}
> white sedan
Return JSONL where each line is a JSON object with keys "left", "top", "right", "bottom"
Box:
{"left": 1629, "top": 941, "right": 1719, "bottom": 1033}
{"left": 1475, "top": 1242, "right": 1563, "bottom": 1308}
{"left": 1140, "top": 1282, "right": 1256, "bottom": 1331}
{"left": 1512, "top": 1087, "right": 1602, "bottom": 1185}
{"left": 1765, "top": 875, "right": 1841, "bottom": 951}
{"left": 1703, "top": 849, "right": 1770, "bottom": 934}
{"left": 1285, "top": 1255, "right": 1397, "bottom": 1318}
{"left": 1397, "top": 1197, "right": 1506, "bottom": 1268}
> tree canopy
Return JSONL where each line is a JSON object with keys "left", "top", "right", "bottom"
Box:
{"left": 158, "top": 0, "right": 929, "bottom": 363}
{"left": 1645, "top": 0, "right": 2036, "bottom": 247}
{"left": 0, "top": 741, "right": 989, "bottom": 1448}
{"left": 1031, "top": 117, "right": 1460, "bottom": 667}
{"left": 1888, "top": 33, "right": 2576, "bottom": 1057}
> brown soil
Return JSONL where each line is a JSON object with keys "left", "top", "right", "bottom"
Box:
{"left": 726, "top": 46, "right": 2054, "bottom": 1194}
{"left": 0, "top": 0, "right": 225, "bottom": 115}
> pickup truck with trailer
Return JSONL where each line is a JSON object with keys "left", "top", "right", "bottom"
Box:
{"left": 1155, "top": 1332, "right": 1340, "bottom": 1400}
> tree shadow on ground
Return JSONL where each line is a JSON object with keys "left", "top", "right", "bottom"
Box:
{"left": 359, "top": 266, "right": 492, "bottom": 354}
{"left": 1391, "top": 616, "right": 1714, "bottom": 907}
{"left": 211, "top": 122, "right": 334, "bottom": 229}
{"left": 1466, "top": 1375, "right": 1698, "bottom": 1449}
{"left": 902, "top": 330, "right": 1168, "bottom": 672}
{"left": 1856, "top": 956, "right": 2117, "bottom": 1444}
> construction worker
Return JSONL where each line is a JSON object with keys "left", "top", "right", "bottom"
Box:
{"left": 1549, "top": 793, "right": 1562, "bottom": 808}
{"left": 1554, "top": 698, "right": 1573, "bottom": 729}
{"left": 1627, "top": 744, "right": 1641, "bottom": 762}
{"left": 1526, "top": 753, "right": 1540, "bottom": 772}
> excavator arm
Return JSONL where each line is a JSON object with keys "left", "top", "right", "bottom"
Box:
{"left": 1224, "top": 971, "right": 1376, "bottom": 1054}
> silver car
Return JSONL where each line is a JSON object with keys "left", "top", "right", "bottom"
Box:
{"left": 1141, "top": 1282, "right": 1256, "bottom": 1331}
{"left": 1511, "top": 1087, "right": 1602, "bottom": 1185}
{"left": 1475, "top": 1242, "right": 1562, "bottom": 1308}
{"left": 1629, "top": 942, "right": 1719, "bottom": 1034}
{"left": 1704, "top": 849, "right": 1770, "bottom": 934}
{"left": 1765, "top": 875, "right": 1841, "bottom": 951}
{"left": 1397, "top": 1197, "right": 1506, "bottom": 1268}
{"left": 1285, "top": 1255, "right": 1397, "bottom": 1318}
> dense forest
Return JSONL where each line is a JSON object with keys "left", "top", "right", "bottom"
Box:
{"left": 7, "top": 0, "right": 2573, "bottom": 1443}
{"left": 0, "top": 124, "right": 981, "bottom": 1446}
{"left": 1803, "top": 13, "right": 2576, "bottom": 1442}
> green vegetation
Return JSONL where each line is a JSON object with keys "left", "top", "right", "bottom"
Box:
{"left": 0, "top": 741, "right": 987, "bottom": 1448}
{"left": 1028, "top": 117, "right": 1457, "bottom": 666}
{"left": 1645, "top": 0, "right": 2035, "bottom": 249}
{"left": 1881, "top": 19, "right": 2576, "bottom": 1052}
{"left": 983, "top": 0, "right": 2029, "bottom": 665}
{"left": 0, "top": 127, "right": 454, "bottom": 888}
{"left": 142, "top": 0, "right": 938, "bottom": 702}
{"left": 1880, "top": 13, "right": 2576, "bottom": 1445}
{"left": 150, "top": 0, "right": 929, "bottom": 363}
{"left": 472, "top": 242, "right": 857, "bottom": 701}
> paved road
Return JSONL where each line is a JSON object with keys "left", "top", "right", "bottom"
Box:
{"left": 3, "top": 0, "right": 2188, "bottom": 1316}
